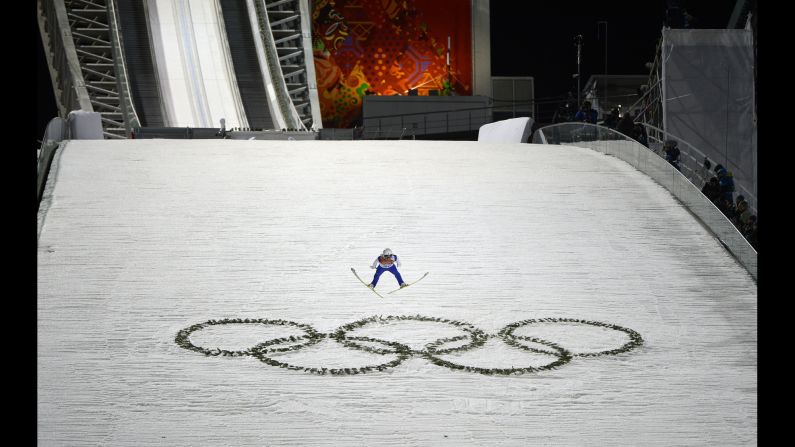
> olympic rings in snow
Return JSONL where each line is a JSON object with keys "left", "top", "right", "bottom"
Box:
{"left": 175, "top": 318, "right": 322, "bottom": 357}
{"left": 332, "top": 315, "right": 490, "bottom": 356}
{"left": 175, "top": 315, "right": 643, "bottom": 376}
{"left": 499, "top": 318, "right": 645, "bottom": 358}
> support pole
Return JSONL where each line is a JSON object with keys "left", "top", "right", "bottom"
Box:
{"left": 575, "top": 34, "right": 583, "bottom": 106}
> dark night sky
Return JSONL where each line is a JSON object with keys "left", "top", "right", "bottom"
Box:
{"left": 36, "top": 0, "right": 739, "bottom": 141}
{"left": 489, "top": 0, "right": 738, "bottom": 121}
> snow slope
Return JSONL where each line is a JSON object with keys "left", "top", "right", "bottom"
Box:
{"left": 37, "top": 139, "right": 757, "bottom": 446}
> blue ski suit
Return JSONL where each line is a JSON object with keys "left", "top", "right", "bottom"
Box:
{"left": 370, "top": 254, "right": 405, "bottom": 286}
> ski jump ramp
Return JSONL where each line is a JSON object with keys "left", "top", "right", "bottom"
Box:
{"left": 37, "top": 139, "right": 757, "bottom": 446}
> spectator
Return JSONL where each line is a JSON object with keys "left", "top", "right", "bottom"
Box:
{"left": 743, "top": 215, "right": 758, "bottom": 249}
{"left": 603, "top": 108, "right": 620, "bottom": 129}
{"left": 717, "top": 196, "right": 736, "bottom": 220}
{"left": 735, "top": 199, "right": 751, "bottom": 227}
{"left": 701, "top": 177, "right": 721, "bottom": 203}
{"left": 665, "top": 1, "right": 685, "bottom": 28}
{"left": 616, "top": 111, "right": 635, "bottom": 136}
{"left": 695, "top": 157, "right": 712, "bottom": 187}
{"left": 663, "top": 139, "right": 681, "bottom": 171}
{"left": 564, "top": 91, "right": 577, "bottom": 110}
{"left": 553, "top": 103, "right": 573, "bottom": 123}
{"left": 717, "top": 167, "right": 735, "bottom": 203}
{"left": 632, "top": 123, "right": 649, "bottom": 147}
{"left": 742, "top": 215, "right": 756, "bottom": 234}
{"left": 553, "top": 93, "right": 578, "bottom": 123}
{"left": 734, "top": 195, "right": 745, "bottom": 210}
{"left": 683, "top": 9, "right": 696, "bottom": 28}
{"left": 574, "top": 101, "right": 598, "bottom": 124}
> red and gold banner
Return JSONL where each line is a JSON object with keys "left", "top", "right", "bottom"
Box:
{"left": 312, "top": 0, "right": 472, "bottom": 128}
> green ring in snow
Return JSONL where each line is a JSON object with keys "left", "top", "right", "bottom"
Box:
{"left": 174, "top": 318, "right": 322, "bottom": 357}
{"left": 499, "top": 318, "right": 644, "bottom": 357}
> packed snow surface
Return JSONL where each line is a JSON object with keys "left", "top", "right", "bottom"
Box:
{"left": 38, "top": 139, "right": 757, "bottom": 446}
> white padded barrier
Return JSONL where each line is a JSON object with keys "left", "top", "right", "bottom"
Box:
{"left": 477, "top": 117, "right": 534, "bottom": 143}
{"left": 67, "top": 110, "right": 103, "bottom": 139}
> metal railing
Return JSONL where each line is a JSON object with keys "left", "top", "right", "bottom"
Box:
{"left": 315, "top": 101, "right": 537, "bottom": 140}
{"left": 63, "top": 0, "right": 127, "bottom": 138}
{"left": 626, "top": 33, "right": 757, "bottom": 215}
{"left": 37, "top": 0, "right": 94, "bottom": 116}
{"left": 107, "top": 0, "right": 141, "bottom": 134}
{"left": 628, "top": 37, "right": 663, "bottom": 130}
{"left": 38, "top": 0, "right": 139, "bottom": 139}
{"left": 360, "top": 101, "right": 538, "bottom": 139}
{"left": 250, "top": 0, "right": 307, "bottom": 130}
{"left": 532, "top": 122, "right": 756, "bottom": 281}
{"left": 637, "top": 122, "right": 756, "bottom": 215}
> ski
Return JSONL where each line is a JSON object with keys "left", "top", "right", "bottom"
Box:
{"left": 351, "top": 267, "right": 384, "bottom": 298}
{"left": 387, "top": 272, "right": 429, "bottom": 294}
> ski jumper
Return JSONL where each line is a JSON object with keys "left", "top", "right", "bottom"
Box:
{"left": 370, "top": 254, "right": 405, "bottom": 286}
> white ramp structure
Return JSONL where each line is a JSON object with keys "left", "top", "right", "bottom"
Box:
{"left": 38, "top": 140, "right": 757, "bottom": 445}
{"left": 37, "top": 0, "right": 322, "bottom": 135}
{"left": 147, "top": 0, "right": 247, "bottom": 128}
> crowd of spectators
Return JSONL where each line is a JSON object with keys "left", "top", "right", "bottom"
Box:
{"left": 598, "top": 106, "right": 649, "bottom": 148}
{"left": 699, "top": 160, "right": 758, "bottom": 250}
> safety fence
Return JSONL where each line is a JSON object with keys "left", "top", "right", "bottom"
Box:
{"left": 532, "top": 122, "right": 756, "bottom": 281}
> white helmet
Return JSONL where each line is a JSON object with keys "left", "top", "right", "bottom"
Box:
{"left": 382, "top": 248, "right": 392, "bottom": 256}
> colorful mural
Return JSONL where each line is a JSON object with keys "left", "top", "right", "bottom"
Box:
{"left": 311, "top": 0, "right": 472, "bottom": 128}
